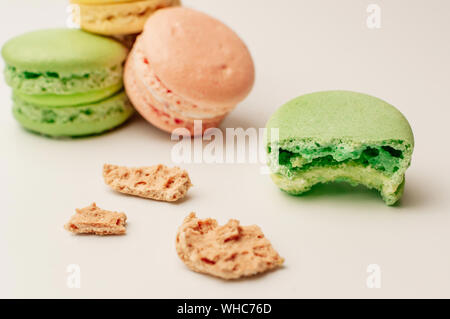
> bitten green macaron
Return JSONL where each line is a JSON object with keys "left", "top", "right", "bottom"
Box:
{"left": 2, "top": 29, "right": 133, "bottom": 137}
{"left": 266, "top": 91, "right": 414, "bottom": 205}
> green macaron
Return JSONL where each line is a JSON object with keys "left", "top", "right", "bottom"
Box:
{"left": 265, "top": 91, "right": 414, "bottom": 205}
{"left": 2, "top": 28, "right": 133, "bottom": 137}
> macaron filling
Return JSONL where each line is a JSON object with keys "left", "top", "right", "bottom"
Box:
{"left": 13, "top": 83, "right": 124, "bottom": 107}
{"left": 267, "top": 138, "right": 413, "bottom": 205}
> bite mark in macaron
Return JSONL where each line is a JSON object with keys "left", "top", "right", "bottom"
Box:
{"left": 266, "top": 91, "right": 414, "bottom": 205}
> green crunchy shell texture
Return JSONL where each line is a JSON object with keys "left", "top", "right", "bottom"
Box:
{"left": 267, "top": 138, "right": 413, "bottom": 205}
{"left": 4, "top": 64, "right": 123, "bottom": 95}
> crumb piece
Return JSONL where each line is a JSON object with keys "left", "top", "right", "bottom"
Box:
{"left": 64, "top": 203, "right": 127, "bottom": 236}
{"left": 176, "top": 213, "right": 284, "bottom": 280}
{"left": 103, "top": 164, "right": 192, "bottom": 202}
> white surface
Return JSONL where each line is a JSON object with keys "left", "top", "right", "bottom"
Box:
{"left": 1, "top": 0, "right": 450, "bottom": 298}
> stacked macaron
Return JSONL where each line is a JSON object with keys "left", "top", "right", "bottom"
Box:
{"left": 2, "top": 6, "right": 255, "bottom": 137}
{"left": 124, "top": 7, "right": 255, "bottom": 134}
{"left": 70, "top": 0, "right": 181, "bottom": 36}
{"left": 1, "top": 29, "right": 133, "bottom": 137}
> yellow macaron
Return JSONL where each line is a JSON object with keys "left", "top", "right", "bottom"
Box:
{"left": 70, "top": 0, "right": 181, "bottom": 36}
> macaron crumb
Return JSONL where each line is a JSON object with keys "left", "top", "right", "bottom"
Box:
{"left": 103, "top": 163, "right": 192, "bottom": 202}
{"left": 176, "top": 213, "right": 284, "bottom": 280}
{"left": 64, "top": 203, "right": 127, "bottom": 236}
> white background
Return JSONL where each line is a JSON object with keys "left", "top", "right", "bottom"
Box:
{"left": 1, "top": 0, "right": 449, "bottom": 298}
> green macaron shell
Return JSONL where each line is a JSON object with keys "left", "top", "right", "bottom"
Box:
{"left": 2, "top": 29, "right": 127, "bottom": 95}
{"left": 14, "top": 83, "right": 123, "bottom": 107}
{"left": 266, "top": 91, "right": 414, "bottom": 144}
{"left": 266, "top": 91, "right": 414, "bottom": 205}
{"left": 2, "top": 29, "right": 127, "bottom": 73}
{"left": 13, "top": 91, "right": 133, "bottom": 137}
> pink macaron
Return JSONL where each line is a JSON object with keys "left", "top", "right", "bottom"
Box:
{"left": 124, "top": 7, "right": 255, "bottom": 135}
